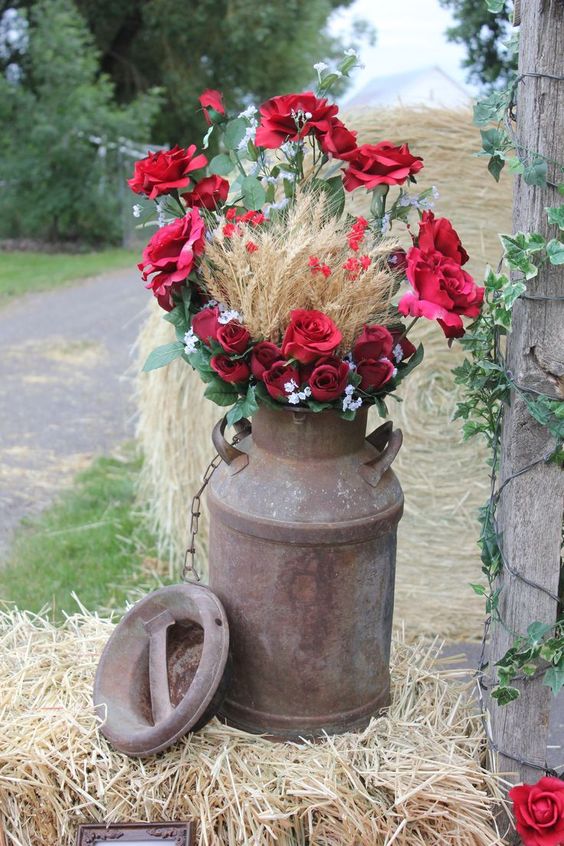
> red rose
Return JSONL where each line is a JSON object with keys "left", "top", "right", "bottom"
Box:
{"left": 399, "top": 246, "right": 484, "bottom": 339}
{"left": 255, "top": 92, "right": 339, "bottom": 149}
{"left": 199, "top": 89, "right": 225, "bottom": 125}
{"left": 128, "top": 145, "right": 207, "bottom": 200}
{"left": 417, "top": 211, "right": 469, "bottom": 266}
{"left": 182, "top": 175, "right": 229, "bottom": 210}
{"left": 138, "top": 208, "right": 206, "bottom": 310}
{"left": 282, "top": 309, "right": 342, "bottom": 364}
{"left": 192, "top": 306, "right": 221, "bottom": 345}
{"left": 309, "top": 356, "right": 349, "bottom": 401}
{"left": 251, "top": 341, "right": 283, "bottom": 380}
{"left": 353, "top": 324, "right": 394, "bottom": 363}
{"left": 389, "top": 329, "right": 417, "bottom": 364}
{"left": 509, "top": 777, "right": 564, "bottom": 846}
{"left": 217, "top": 321, "right": 251, "bottom": 355}
{"left": 263, "top": 361, "right": 301, "bottom": 401}
{"left": 319, "top": 118, "right": 358, "bottom": 159}
{"left": 342, "top": 141, "right": 423, "bottom": 191}
{"left": 210, "top": 354, "right": 250, "bottom": 384}
{"left": 357, "top": 358, "right": 396, "bottom": 392}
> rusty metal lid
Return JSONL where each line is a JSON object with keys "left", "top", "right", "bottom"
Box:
{"left": 93, "top": 583, "right": 230, "bottom": 757}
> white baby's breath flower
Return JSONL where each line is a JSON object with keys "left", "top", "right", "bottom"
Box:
{"left": 156, "top": 197, "right": 167, "bottom": 228}
{"left": 238, "top": 125, "right": 257, "bottom": 150}
{"left": 288, "top": 393, "right": 301, "bottom": 405}
{"left": 183, "top": 328, "right": 198, "bottom": 354}
{"left": 284, "top": 379, "right": 299, "bottom": 394}
{"left": 380, "top": 212, "right": 391, "bottom": 234}
{"left": 238, "top": 105, "right": 258, "bottom": 120}
{"left": 218, "top": 305, "right": 243, "bottom": 325}
{"left": 393, "top": 343, "right": 404, "bottom": 364}
{"left": 344, "top": 384, "right": 355, "bottom": 396}
{"left": 132, "top": 204, "right": 142, "bottom": 218}
{"left": 344, "top": 48, "right": 359, "bottom": 57}
{"left": 313, "top": 61, "right": 328, "bottom": 73}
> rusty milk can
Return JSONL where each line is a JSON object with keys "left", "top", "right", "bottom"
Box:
{"left": 208, "top": 404, "right": 403, "bottom": 739}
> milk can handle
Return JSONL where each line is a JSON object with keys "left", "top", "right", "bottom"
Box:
{"left": 360, "top": 421, "right": 403, "bottom": 488}
{"left": 212, "top": 415, "right": 251, "bottom": 474}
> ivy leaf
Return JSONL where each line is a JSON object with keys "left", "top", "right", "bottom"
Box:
{"left": 547, "top": 238, "right": 564, "bottom": 265}
{"left": 204, "top": 377, "right": 240, "bottom": 407}
{"left": 485, "top": 0, "right": 504, "bottom": 11}
{"left": 488, "top": 155, "right": 505, "bottom": 182}
{"left": 209, "top": 153, "right": 234, "bottom": 176}
{"left": 223, "top": 118, "right": 248, "bottom": 151}
{"left": 507, "top": 157, "right": 525, "bottom": 175}
{"left": 523, "top": 156, "right": 548, "bottom": 187}
{"left": 470, "top": 583, "right": 487, "bottom": 596}
{"left": 546, "top": 206, "right": 564, "bottom": 230}
{"left": 491, "top": 686, "right": 520, "bottom": 705}
{"left": 241, "top": 176, "right": 266, "bottom": 211}
{"left": 544, "top": 662, "right": 564, "bottom": 696}
{"left": 473, "top": 89, "right": 511, "bottom": 126}
{"left": 480, "top": 127, "right": 508, "bottom": 156}
{"left": 143, "top": 341, "right": 184, "bottom": 372}
{"left": 527, "top": 621, "right": 553, "bottom": 645}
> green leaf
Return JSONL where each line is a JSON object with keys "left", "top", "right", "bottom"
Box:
{"left": 547, "top": 206, "right": 564, "bottom": 229}
{"left": 544, "top": 662, "right": 564, "bottom": 696}
{"left": 143, "top": 341, "right": 184, "bottom": 372}
{"left": 241, "top": 176, "right": 266, "bottom": 211}
{"left": 226, "top": 384, "right": 259, "bottom": 426}
{"left": 547, "top": 238, "right": 564, "bottom": 265}
{"left": 523, "top": 157, "right": 548, "bottom": 187}
{"left": 308, "top": 399, "right": 333, "bottom": 412}
{"left": 491, "top": 685, "right": 520, "bottom": 705}
{"left": 313, "top": 175, "right": 345, "bottom": 218}
{"left": 223, "top": 118, "right": 248, "bottom": 150}
{"left": 480, "top": 127, "right": 508, "bottom": 156}
{"left": 470, "top": 583, "right": 487, "bottom": 596}
{"left": 507, "top": 157, "right": 525, "bottom": 175}
{"left": 339, "top": 408, "right": 356, "bottom": 421}
{"left": 527, "top": 621, "right": 553, "bottom": 644}
{"left": 473, "top": 89, "right": 511, "bottom": 126}
{"left": 485, "top": 0, "right": 504, "bottom": 11}
{"left": 488, "top": 155, "right": 505, "bottom": 182}
{"left": 209, "top": 153, "right": 234, "bottom": 176}
{"left": 395, "top": 343, "right": 424, "bottom": 384}
{"left": 204, "top": 377, "right": 239, "bottom": 407}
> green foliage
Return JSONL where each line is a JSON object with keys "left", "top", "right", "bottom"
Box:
{"left": 0, "top": 0, "right": 160, "bottom": 245}
{"left": 143, "top": 341, "right": 185, "bottom": 371}
{"left": 438, "top": 0, "right": 516, "bottom": 88}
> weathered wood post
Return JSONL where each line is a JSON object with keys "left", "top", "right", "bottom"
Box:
{"left": 487, "top": 0, "right": 564, "bottom": 802}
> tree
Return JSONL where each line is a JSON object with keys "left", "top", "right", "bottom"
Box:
{"left": 438, "top": 0, "right": 516, "bottom": 88}
{"left": 0, "top": 0, "right": 160, "bottom": 244}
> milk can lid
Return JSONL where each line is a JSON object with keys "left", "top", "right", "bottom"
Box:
{"left": 93, "top": 583, "right": 230, "bottom": 757}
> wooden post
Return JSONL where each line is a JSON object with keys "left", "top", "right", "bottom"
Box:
{"left": 487, "top": 0, "right": 564, "bottom": 806}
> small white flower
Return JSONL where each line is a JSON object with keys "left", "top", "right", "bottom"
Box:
{"left": 344, "top": 384, "right": 355, "bottom": 396}
{"left": 344, "top": 48, "right": 359, "bottom": 57}
{"left": 380, "top": 212, "right": 391, "bottom": 234}
{"left": 183, "top": 329, "right": 199, "bottom": 353}
{"left": 156, "top": 198, "right": 167, "bottom": 228}
{"left": 432, "top": 185, "right": 440, "bottom": 199}
{"left": 313, "top": 61, "right": 328, "bottom": 73}
{"left": 288, "top": 393, "right": 301, "bottom": 405}
{"left": 284, "top": 379, "right": 299, "bottom": 394}
{"left": 238, "top": 105, "right": 258, "bottom": 120}
{"left": 350, "top": 397, "right": 363, "bottom": 411}
{"left": 297, "top": 387, "right": 312, "bottom": 400}
{"left": 398, "top": 193, "right": 412, "bottom": 208}
{"left": 202, "top": 299, "right": 218, "bottom": 310}
{"left": 303, "top": 386, "right": 312, "bottom": 397}
{"left": 238, "top": 125, "right": 256, "bottom": 150}
{"left": 393, "top": 343, "right": 404, "bottom": 364}
{"left": 132, "top": 204, "right": 142, "bottom": 218}
{"left": 304, "top": 111, "right": 312, "bottom": 119}
{"left": 342, "top": 395, "right": 351, "bottom": 411}
{"left": 347, "top": 360, "right": 357, "bottom": 371}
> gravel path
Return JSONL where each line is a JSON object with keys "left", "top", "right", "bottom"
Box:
{"left": 0, "top": 269, "right": 148, "bottom": 558}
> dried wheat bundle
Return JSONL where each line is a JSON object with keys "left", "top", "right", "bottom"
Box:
{"left": 0, "top": 608, "right": 507, "bottom": 846}
{"left": 201, "top": 192, "right": 401, "bottom": 350}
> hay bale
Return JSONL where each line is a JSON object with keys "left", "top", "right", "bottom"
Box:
{"left": 0, "top": 608, "right": 505, "bottom": 845}
{"left": 135, "top": 107, "right": 512, "bottom": 639}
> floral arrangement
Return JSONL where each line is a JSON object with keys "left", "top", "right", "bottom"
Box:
{"left": 130, "top": 53, "right": 484, "bottom": 426}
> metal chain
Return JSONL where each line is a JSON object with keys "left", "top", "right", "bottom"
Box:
{"left": 182, "top": 453, "right": 223, "bottom": 583}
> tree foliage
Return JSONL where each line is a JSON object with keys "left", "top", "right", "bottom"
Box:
{"left": 438, "top": 0, "right": 516, "bottom": 88}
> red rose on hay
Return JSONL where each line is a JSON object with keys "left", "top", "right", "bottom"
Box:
{"left": 217, "top": 321, "right": 251, "bottom": 355}
{"left": 210, "top": 354, "right": 250, "bottom": 383}
{"left": 342, "top": 141, "right": 423, "bottom": 191}
{"left": 183, "top": 175, "right": 229, "bottom": 210}
{"left": 263, "top": 361, "right": 301, "bottom": 400}
{"left": 353, "top": 325, "right": 394, "bottom": 363}
{"left": 399, "top": 247, "right": 484, "bottom": 339}
{"left": 139, "top": 208, "right": 206, "bottom": 311}
{"left": 509, "top": 777, "right": 564, "bottom": 846}
{"left": 251, "top": 341, "right": 283, "bottom": 380}
{"left": 357, "top": 358, "right": 396, "bottom": 392}
{"left": 282, "top": 309, "right": 342, "bottom": 364}
{"left": 417, "top": 211, "right": 469, "bottom": 266}
{"left": 128, "top": 145, "right": 207, "bottom": 200}
{"left": 199, "top": 89, "right": 225, "bottom": 124}
{"left": 309, "top": 356, "right": 350, "bottom": 401}
{"left": 255, "top": 92, "right": 339, "bottom": 149}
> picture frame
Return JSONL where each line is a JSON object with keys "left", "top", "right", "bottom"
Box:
{"left": 76, "top": 822, "right": 194, "bottom": 846}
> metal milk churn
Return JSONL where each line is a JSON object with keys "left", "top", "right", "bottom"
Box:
{"left": 208, "top": 405, "right": 403, "bottom": 739}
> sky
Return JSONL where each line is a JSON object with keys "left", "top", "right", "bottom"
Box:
{"left": 330, "top": 0, "right": 476, "bottom": 98}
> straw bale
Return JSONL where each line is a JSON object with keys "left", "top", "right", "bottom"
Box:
{"left": 0, "top": 609, "right": 506, "bottom": 845}
{"left": 135, "top": 107, "right": 512, "bottom": 639}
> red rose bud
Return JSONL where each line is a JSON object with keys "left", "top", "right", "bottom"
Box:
{"left": 210, "top": 354, "right": 250, "bottom": 383}
{"left": 342, "top": 141, "right": 423, "bottom": 192}
{"left": 282, "top": 309, "right": 342, "bottom": 364}
{"left": 387, "top": 248, "right": 407, "bottom": 273}
{"left": 390, "top": 329, "right": 417, "bottom": 363}
{"left": 399, "top": 246, "right": 484, "bottom": 339}
{"left": 217, "top": 321, "right": 251, "bottom": 355}
{"left": 128, "top": 145, "right": 207, "bottom": 200}
{"left": 192, "top": 306, "right": 221, "bottom": 345}
{"left": 250, "top": 341, "right": 283, "bottom": 380}
{"left": 509, "top": 777, "right": 564, "bottom": 846}
{"left": 353, "top": 324, "right": 394, "bottom": 362}
{"left": 199, "top": 89, "right": 225, "bottom": 125}
{"left": 417, "top": 210, "right": 469, "bottom": 266}
{"left": 138, "top": 208, "right": 206, "bottom": 311}
{"left": 357, "top": 358, "right": 395, "bottom": 391}
{"left": 263, "top": 361, "right": 300, "bottom": 401}
{"left": 309, "top": 357, "right": 350, "bottom": 402}
{"left": 182, "top": 175, "right": 229, "bottom": 210}
{"left": 255, "top": 92, "right": 339, "bottom": 149}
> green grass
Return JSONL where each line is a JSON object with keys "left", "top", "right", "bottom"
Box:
{"left": 0, "top": 447, "right": 161, "bottom": 619}
{"left": 0, "top": 248, "right": 137, "bottom": 303}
